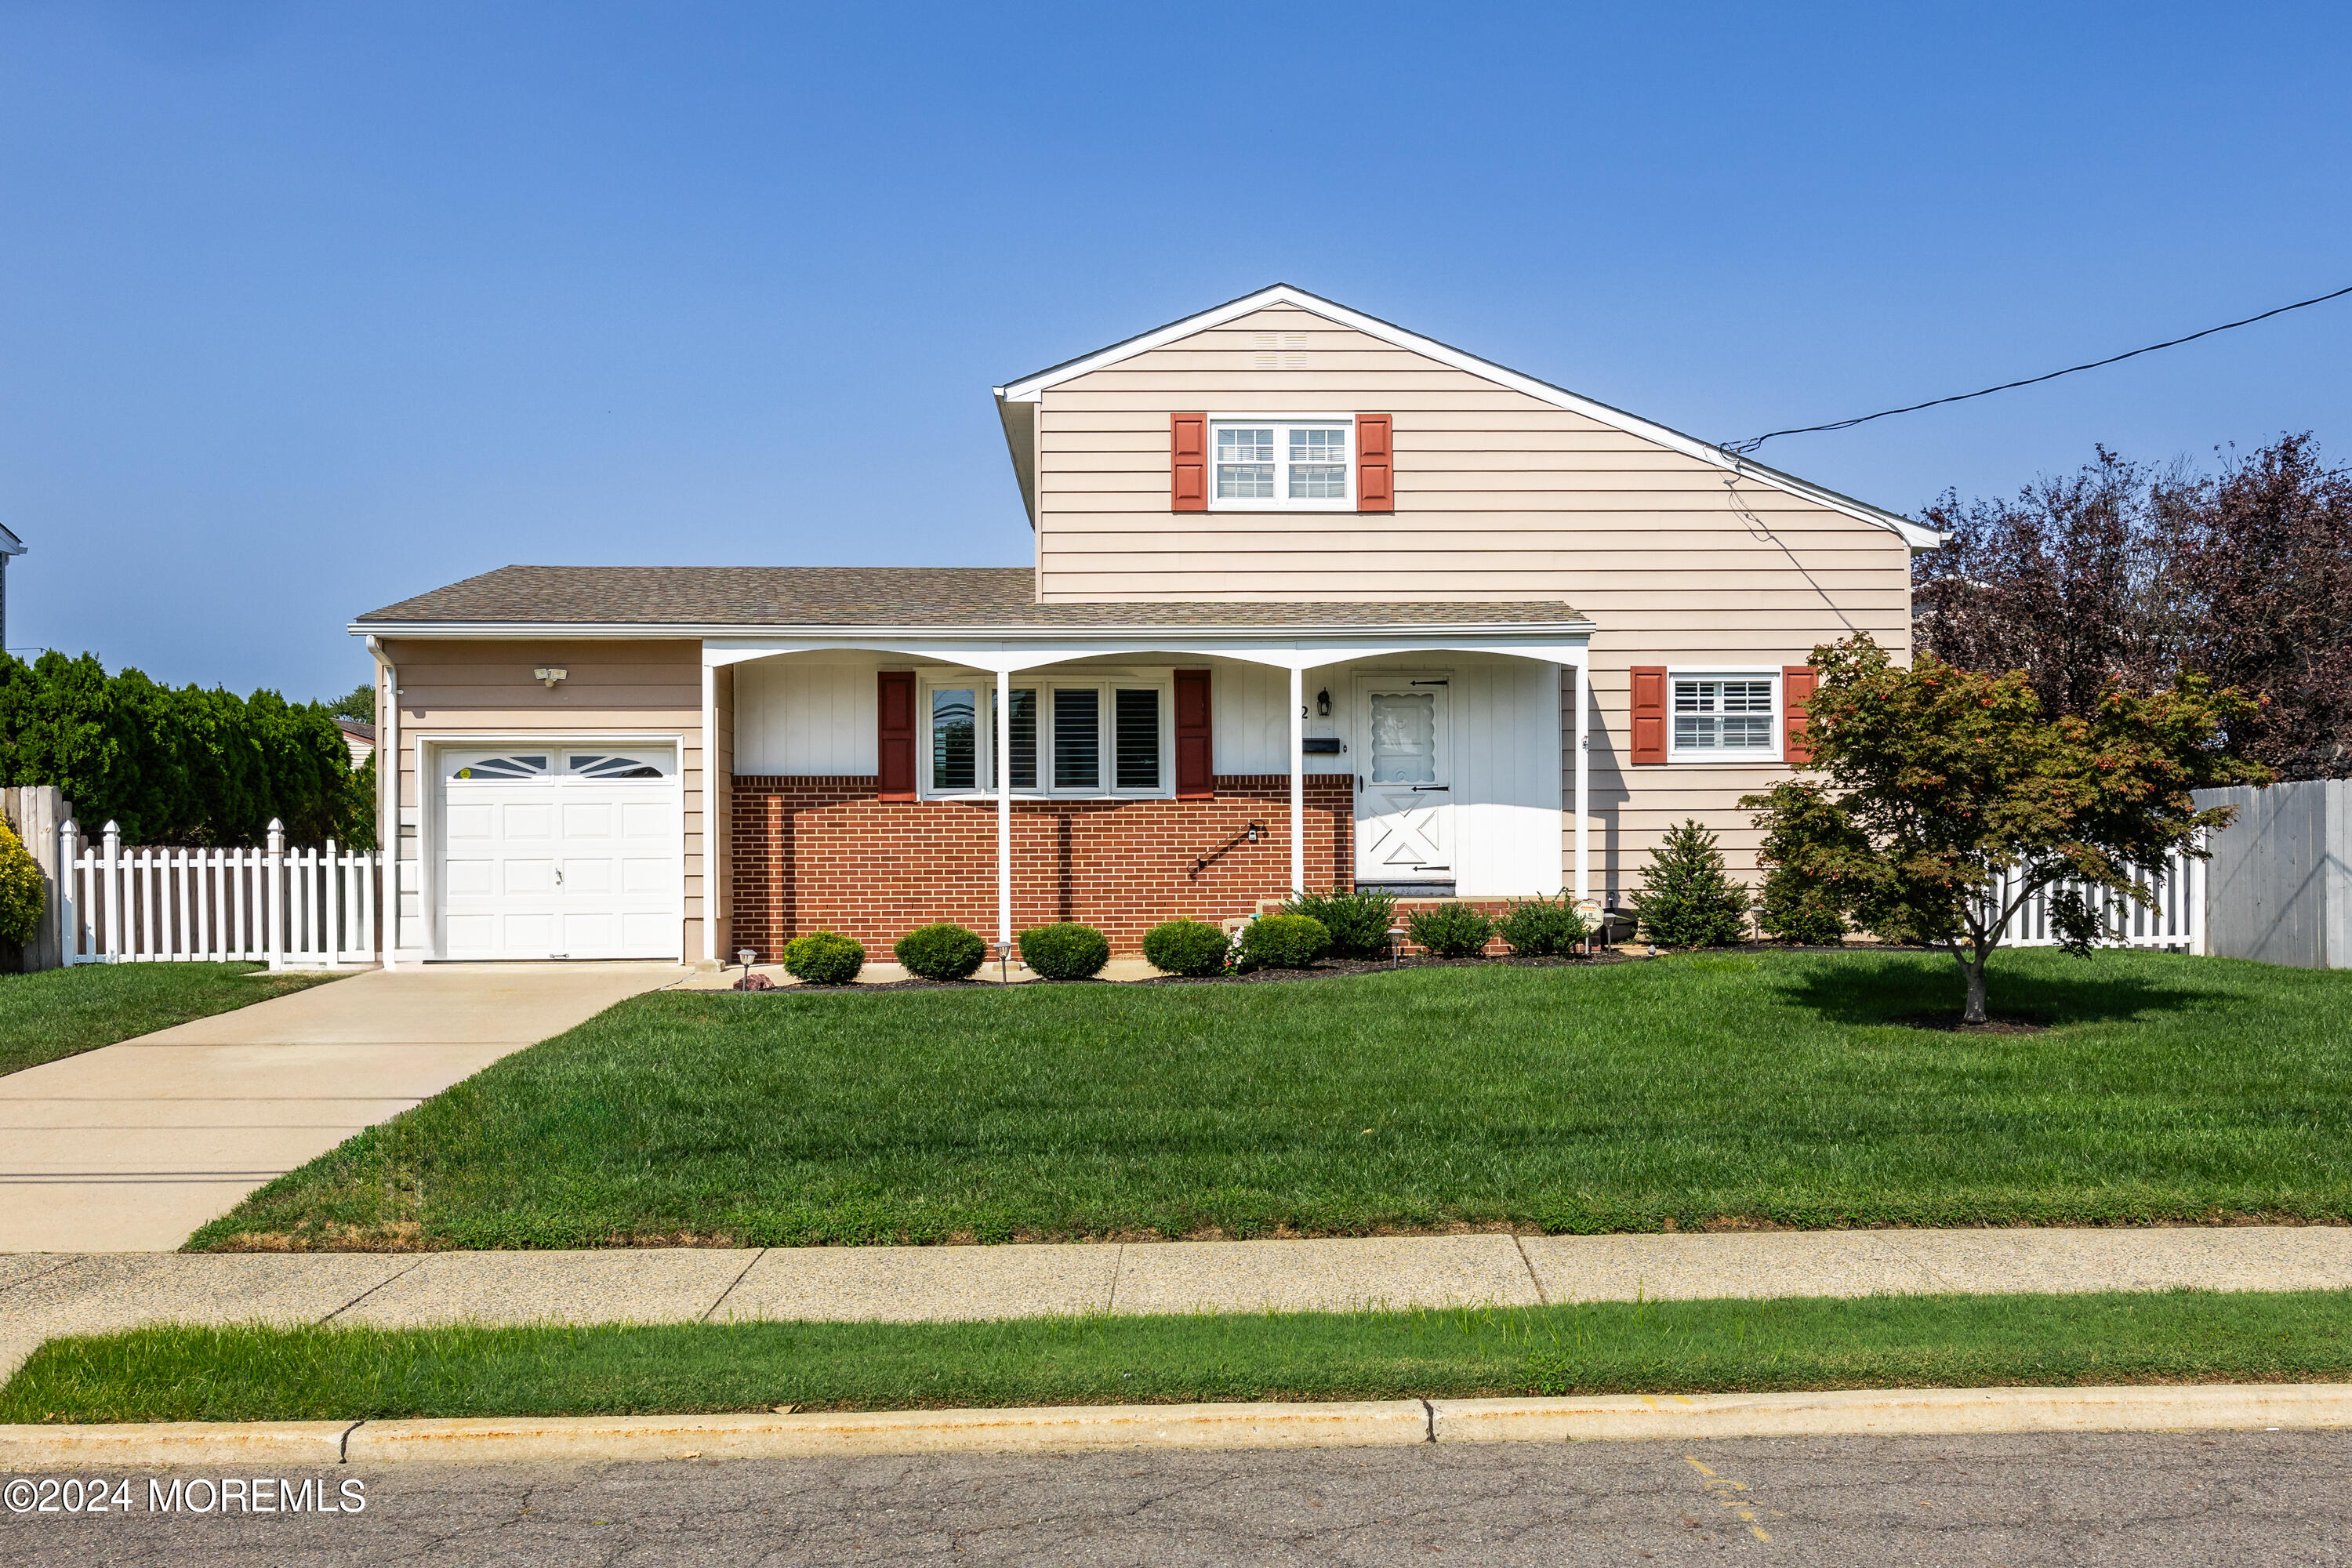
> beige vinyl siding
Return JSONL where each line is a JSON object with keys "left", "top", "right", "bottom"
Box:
{"left": 1033, "top": 303, "right": 1912, "bottom": 892}
{"left": 381, "top": 638, "right": 709, "bottom": 959}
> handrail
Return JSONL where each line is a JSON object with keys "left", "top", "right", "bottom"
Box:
{"left": 1191, "top": 821, "right": 1267, "bottom": 877}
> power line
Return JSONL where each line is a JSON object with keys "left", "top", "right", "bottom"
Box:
{"left": 1722, "top": 282, "right": 2352, "bottom": 456}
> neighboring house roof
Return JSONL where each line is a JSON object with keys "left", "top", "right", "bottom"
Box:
{"left": 354, "top": 566, "right": 1586, "bottom": 633}
{"left": 336, "top": 719, "right": 377, "bottom": 742}
{"left": 0, "top": 522, "right": 24, "bottom": 557}
{"left": 992, "top": 282, "right": 1941, "bottom": 550}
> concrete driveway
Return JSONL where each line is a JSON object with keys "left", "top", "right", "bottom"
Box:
{"left": 0, "top": 963, "right": 684, "bottom": 1253}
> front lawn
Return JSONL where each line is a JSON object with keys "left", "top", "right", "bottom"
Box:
{"left": 187, "top": 948, "right": 2352, "bottom": 1250}
{"left": 5, "top": 1289, "right": 2347, "bottom": 1422}
{"left": 0, "top": 962, "right": 346, "bottom": 1078}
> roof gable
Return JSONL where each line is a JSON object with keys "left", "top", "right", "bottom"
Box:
{"left": 993, "top": 283, "right": 1938, "bottom": 548}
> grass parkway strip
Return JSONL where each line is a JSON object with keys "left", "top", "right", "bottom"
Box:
{"left": 0, "top": 961, "right": 344, "bottom": 1079}
{"left": 5, "top": 1288, "right": 2350, "bottom": 1423}
{"left": 191, "top": 949, "right": 2352, "bottom": 1250}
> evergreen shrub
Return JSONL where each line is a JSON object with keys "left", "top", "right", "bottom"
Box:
{"left": 1142, "top": 918, "right": 1230, "bottom": 977}
{"left": 1756, "top": 863, "right": 1847, "bottom": 946}
{"left": 1495, "top": 893, "right": 1592, "bottom": 956}
{"left": 893, "top": 922, "right": 987, "bottom": 981}
{"left": 1238, "top": 913, "right": 1330, "bottom": 969}
{"left": 782, "top": 931, "right": 865, "bottom": 985}
{"left": 0, "top": 650, "right": 371, "bottom": 847}
{"left": 1018, "top": 923, "right": 1110, "bottom": 980}
{"left": 1406, "top": 902, "right": 1496, "bottom": 959}
{"left": 1281, "top": 890, "right": 1397, "bottom": 960}
{"left": 1632, "top": 819, "right": 1752, "bottom": 949}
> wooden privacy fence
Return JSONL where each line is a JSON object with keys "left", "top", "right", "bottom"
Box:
{"left": 1990, "top": 842, "right": 2205, "bottom": 953}
{"left": 59, "top": 818, "right": 382, "bottom": 970}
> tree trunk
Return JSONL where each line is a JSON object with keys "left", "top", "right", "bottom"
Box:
{"left": 1962, "top": 956, "right": 1989, "bottom": 1025}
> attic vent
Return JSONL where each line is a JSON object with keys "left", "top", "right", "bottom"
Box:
{"left": 1253, "top": 332, "right": 1310, "bottom": 369}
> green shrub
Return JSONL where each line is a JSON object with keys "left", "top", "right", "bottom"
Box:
{"left": 1238, "top": 913, "right": 1330, "bottom": 969}
{"left": 1405, "top": 902, "right": 1496, "bottom": 959}
{"left": 0, "top": 649, "right": 371, "bottom": 847}
{"left": 1142, "top": 918, "right": 1231, "bottom": 977}
{"left": 1632, "top": 819, "right": 1752, "bottom": 949}
{"left": 0, "top": 820, "right": 42, "bottom": 947}
{"left": 1756, "top": 863, "right": 1846, "bottom": 946}
{"left": 1019, "top": 923, "right": 1110, "bottom": 981}
{"left": 893, "top": 922, "right": 987, "bottom": 981}
{"left": 781, "top": 931, "right": 865, "bottom": 985}
{"left": 1281, "top": 890, "right": 1397, "bottom": 960}
{"left": 1495, "top": 893, "right": 1592, "bottom": 957}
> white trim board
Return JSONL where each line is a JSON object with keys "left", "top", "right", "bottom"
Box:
{"left": 993, "top": 282, "right": 1942, "bottom": 551}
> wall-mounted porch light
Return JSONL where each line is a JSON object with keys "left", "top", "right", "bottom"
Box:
{"left": 534, "top": 666, "right": 568, "bottom": 689}
{"left": 1316, "top": 688, "right": 1331, "bottom": 717}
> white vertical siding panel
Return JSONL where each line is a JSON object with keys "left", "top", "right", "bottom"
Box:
{"left": 734, "top": 656, "right": 881, "bottom": 775}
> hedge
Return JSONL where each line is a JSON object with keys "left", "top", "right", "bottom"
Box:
{"left": 0, "top": 651, "right": 372, "bottom": 847}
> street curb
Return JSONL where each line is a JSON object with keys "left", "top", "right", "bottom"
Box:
{"left": 3, "top": 1384, "right": 2345, "bottom": 1468}
{"left": 1427, "top": 1382, "right": 2352, "bottom": 1443}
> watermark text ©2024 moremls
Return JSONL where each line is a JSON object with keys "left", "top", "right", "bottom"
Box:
{"left": 6, "top": 1475, "right": 368, "bottom": 1515}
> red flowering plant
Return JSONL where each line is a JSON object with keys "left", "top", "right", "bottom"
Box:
{"left": 1742, "top": 635, "right": 2268, "bottom": 1023}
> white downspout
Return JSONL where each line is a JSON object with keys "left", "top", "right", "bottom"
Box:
{"left": 1573, "top": 657, "right": 1591, "bottom": 906}
{"left": 1289, "top": 664, "right": 1305, "bottom": 895}
{"left": 701, "top": 656, "right": 717, "bottom": 968}
{"left": 367, "top": 636, "right": 397, "bottom": 971}
{"left": 996, "top": 669, "right": 1012, "bottom": 956}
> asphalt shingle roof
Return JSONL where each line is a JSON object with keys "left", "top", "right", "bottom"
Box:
{"left": 357, "top": 566, "right": 1585, "bottom": 629}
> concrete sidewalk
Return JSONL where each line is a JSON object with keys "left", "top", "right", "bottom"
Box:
{"left": 5, "top": 1226, "right": 2349, "bottom": 1377}
{"left": 0, "top": 964, "right": 684, "bottom": 1254}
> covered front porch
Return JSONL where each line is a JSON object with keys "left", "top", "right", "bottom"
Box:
{"left": 702, "top": 619, "right": 1594, "bottom": 958}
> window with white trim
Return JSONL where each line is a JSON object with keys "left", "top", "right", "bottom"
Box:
{"left": 1210, "top": 419, "right": 1351, "bottom": 509}
{"left": 921, "top": 677, "right": 1170, "bottom": 798}
{"left": 1671, "top": 676, "right": 1779, "bottom": 757}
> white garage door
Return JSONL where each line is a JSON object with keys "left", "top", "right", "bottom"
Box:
{"left": 437, "top": 746, "right": 682, "bottom": 960}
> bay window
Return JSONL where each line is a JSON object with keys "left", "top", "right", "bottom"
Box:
{"left": 921, "top": 675, "right": 1171, "bottom": 797}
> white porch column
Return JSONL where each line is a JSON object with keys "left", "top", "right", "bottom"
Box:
{"left": 1289, "top": 664, "right": 1305, "bottom": 895}
{"left": 1573, "top": 659, "right": 1591, "bottom": 905}
{"left": 996, "top": 668, "right": 1012, "bottom": 949}
{"left": 372, "top": 640, "right": 398, "bottom": 970}
{"left": 701, "top": 657, "right": 717, "bottom": 967}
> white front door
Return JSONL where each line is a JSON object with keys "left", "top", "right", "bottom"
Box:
{"left": 1354, "top": 674, "right": 1452, "bottom": 885}
{"left": 437, "top": 746, "right": 681, "bottom": 960}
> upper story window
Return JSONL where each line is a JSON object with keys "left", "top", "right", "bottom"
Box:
{"left": 1671, "top": 676, "right": 1778, "bottom": 758}
{"left": 924, "top": 677, "right": 1169, "bottom": 798}
{"left": 1211, "top": 419, "right": 1352, "bottom": 510}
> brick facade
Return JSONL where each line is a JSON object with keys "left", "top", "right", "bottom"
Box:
{"left": 731, "top": 775, "right": 1354, "bottom": 958}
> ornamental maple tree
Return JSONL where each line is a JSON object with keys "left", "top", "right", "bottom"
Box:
{"left": 1742, "top": 636, "right": 2269, "bottom": 1024}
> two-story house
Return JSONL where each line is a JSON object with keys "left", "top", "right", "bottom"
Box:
{"left": 352, "top": 285, "right": 1936, "bottom": 964}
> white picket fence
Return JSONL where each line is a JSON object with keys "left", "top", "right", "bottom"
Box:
{"left": 1991, "top": 843, "right": 2205, "bottom": 953}
{"left": 59, "top": 818, "right": 383, "bottom": 969}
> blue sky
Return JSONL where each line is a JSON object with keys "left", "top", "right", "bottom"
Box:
{"left": 5, "top": 1, "right": 2350, "bottom": 700}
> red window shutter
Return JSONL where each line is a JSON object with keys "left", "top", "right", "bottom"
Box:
{"left": 1171, "top": 413, "right": 1207, "bottom": 512}
{"left": 877, "top": 671, "right": 916, "bottom": 800}
{"left": 1783, "top": 665, "right": 1820, "bottom": 765}
{"left": 1356, "top": 414, "right": 1393, "bottom": 513}
{"left": 1174, "top": 668, "right": 1213, "bottom": 798}
{"left": 1630, "top": 666, "right": 1668, "bottom": 765}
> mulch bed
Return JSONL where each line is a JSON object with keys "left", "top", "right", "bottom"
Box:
{"left": 735, "top": 949, "right": 1639, "bottom": 994}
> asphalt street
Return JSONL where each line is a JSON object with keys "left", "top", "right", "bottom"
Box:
{"left": 5, "top": 1429, "right": 2347, "bottom": 1565}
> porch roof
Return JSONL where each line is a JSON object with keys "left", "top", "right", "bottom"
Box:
{"left": 354, "top": 565, "right": 1588, "bottom": 635}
